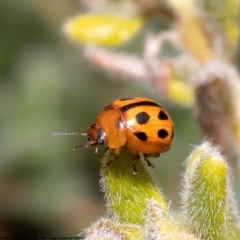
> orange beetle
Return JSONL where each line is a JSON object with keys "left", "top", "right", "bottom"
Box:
{"left": 82, "top": 97, "right": 174, "bottom": 173}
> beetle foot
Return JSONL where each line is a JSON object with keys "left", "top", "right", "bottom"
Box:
{"left": 132, "top": 154, "right": 140, "bottom": 174}
{"left": 103, "top": 146, "right": 109, "bottom": 156}
{"left": 132, "top": 163, "right": 139, "bottom": 175}
{"left": 144, "top": 158, "right": 154, "bottom": 168}
{"left": 103, "top": 155, "right": 118, "bottom": 169}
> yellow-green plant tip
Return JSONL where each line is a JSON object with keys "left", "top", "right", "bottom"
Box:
{"left": 100, "top": 147, "right": 168, "bottom": 225}
{"left": 114, "top": 223, "right": 142, "bottom": 239}
{"left": 84, "top": 217, "right": 142, "bottom": 240}
{"left": 183, "top": 142, "right": 228, "bottom": 240}
{"left": 168, "top": 78, "right": 194, "bottom": 106}
{"left": 143, "top": 200, "right": 197, "bottom": 240}
{"left": 63, "top": 14, "right": 144, "bottom": 46}
{"left": 185, "top": 142, "right": 211, "bottom": 180}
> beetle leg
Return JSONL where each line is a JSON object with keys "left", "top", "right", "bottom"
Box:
{"left": 94, "top": 147, "right": 99, "bottom": 155}
{"left": 143, "top": 153, "right": 160, "bottom": 168}
{"left": 103, "top": 146, "right": 109, "bottom": 156}
{"left": 103, "top": 157, "right": 117, "bottom": 169}
{"left": 129, "top": 151, "right": 141, "bottom": 174}
{"left": 103, "top": 148, "right": 120, "bottom": 169}
{"left": 132, "top": 154, "right": 140, "bottom": 175}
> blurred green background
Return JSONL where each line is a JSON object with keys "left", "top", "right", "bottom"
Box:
{"left": 1, "top": 0, "right": 238, "bottom": 237}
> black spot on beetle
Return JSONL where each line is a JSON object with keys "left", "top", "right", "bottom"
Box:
{"left": 120, "top": 101, "right": 160, "bottom": 112}
{"left": 119, "top": 97, "right": 135, "bottom": 101}
{"left": 158, "top": 110, "right": 169, "bottom": 120}
{"left": 117, "top": 116, "right": 124, "bottom": 130}
{"left": 134, "top": 132, "right": 148, "bottom": 141}
{"left": 158, "top": 129, "right": 168, "bottom": 139}
{"left": 135, "top": 111, "right": 150, "bottom": 125}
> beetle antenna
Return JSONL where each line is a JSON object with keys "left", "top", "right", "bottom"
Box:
{"left": 52, "top": 132, "right": 86, "bottom": 137}
{"left": 73, "top": 144, "right": 89, "bottom": 151}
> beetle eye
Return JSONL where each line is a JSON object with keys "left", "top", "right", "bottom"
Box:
{"left": 96, "top": 128, "right": 106, "bottom": 145}
{"left": 97, "top": 138, "right": 104, "bottom": 145}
